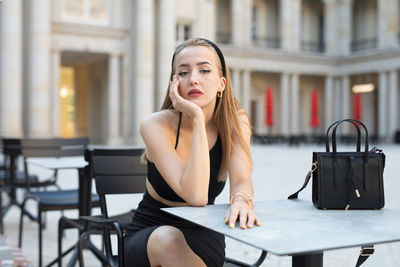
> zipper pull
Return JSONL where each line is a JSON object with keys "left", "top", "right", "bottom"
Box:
{"left": 350, "top": 177, "right": 361, "bottom": 198}
{"left": 355, "top": 189, "right": 360, "bottom": 198}
{"left": 349, "top": 156, "right": 360, "bottom": 198}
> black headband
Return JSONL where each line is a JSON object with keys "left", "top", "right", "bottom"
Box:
{"left": 171, "top": 38, "right": 227, "bottom": 78}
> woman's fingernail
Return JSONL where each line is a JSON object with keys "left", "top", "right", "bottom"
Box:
{"left": 256, "top": 222, "right": 262, "bottom": 226}
{"left": 240, "top": 225, "right": 246, "bottom": 229}
{"left": 229, "top": 223, "right": 234, "bottom": 229}
{"left": 247, "top": 225, "right": 253, "bottom": 229}
{"left": 224, "top": 218, "right": 228, "bottom": 224}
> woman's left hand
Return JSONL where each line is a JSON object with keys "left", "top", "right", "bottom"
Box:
{"left": 224, "top": 199, "right": 262, "bottom": 229}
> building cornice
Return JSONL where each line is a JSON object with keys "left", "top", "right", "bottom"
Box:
{"left": 222, "top": 44, "right": 400, "bottom": 76}
{"left": 51, "top": 22, "right": 128, "bottom": 40}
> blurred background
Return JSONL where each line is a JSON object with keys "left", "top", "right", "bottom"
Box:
{"left": 0, "top": 0, "right": 400, "bottom": 145}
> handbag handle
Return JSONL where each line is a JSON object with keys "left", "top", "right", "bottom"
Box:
{"left": 331, "top": 119, "right": 369, "bottom": 159}
{"left": 325, "top": 119, "right": 361, "bottom": 152}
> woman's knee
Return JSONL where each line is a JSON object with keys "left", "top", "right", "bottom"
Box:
{"left": 147, "top": 226, "right": 188, "bottom": 262}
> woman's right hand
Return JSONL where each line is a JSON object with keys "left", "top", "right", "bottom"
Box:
{"left": 169, "top": 75, "right": 204, "bottom": 120}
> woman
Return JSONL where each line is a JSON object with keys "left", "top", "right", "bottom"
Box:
{"left": 124, "top": 38, "right": 261, "bottom": 267}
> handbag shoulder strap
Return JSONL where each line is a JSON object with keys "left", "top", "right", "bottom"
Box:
{"left": 356, "top": 246, "right": 374, "bottom": 267}
{"left": 288, "top": 162, "right": 317, "bottom": 199}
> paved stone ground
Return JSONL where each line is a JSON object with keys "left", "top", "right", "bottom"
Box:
{"left": 2, "top": 143, "right": 400, "bottom": 266}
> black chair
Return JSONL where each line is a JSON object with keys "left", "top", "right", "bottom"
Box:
{"left": 1, "top": 139, "right": 41, "bottom": 227}
{"left": 18, "top": 137, "right": 100, "bottom": 267}
{"left": 74, "top": 148, "right": 266, "bottom": 267}
{"left": 65, "top": 148, "right": 147, "bottom": 267}
{"left": 56, "top": 148, "right": 145, "bottom": 267}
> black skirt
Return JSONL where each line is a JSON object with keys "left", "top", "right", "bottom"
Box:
{"left": 124, "top": 191, "right": 226, "bottom": 267}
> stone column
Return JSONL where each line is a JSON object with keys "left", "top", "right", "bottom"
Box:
{"left": 388, "top": 70, "right": 398, "bottom": 138}
{"left": 378, "top": 0, "right": 399, "bottom": 48}
{"left": 242, "top": 0, "right": 252, "bottom": 47}
{"left": 338, "top": 0, "right": 353, "bottom": 55}
{"left": 197, "top": 0, "right": 216, "bottom": 40}
{"left": 280, "top": 73, "right": 290, "bottom": 137}
{"left": 280, "top": 0, "right": 301, "bottom": 52}
{"left": 107, "top": 54, "right": 121, "bottom": 145}
{"left": 0, "top": 0, "right": 23, "bottom": 137}
{"left": 378, "top": 71, "right": 388, "bottom": 139}
{"left": 26, "top": 0, "right": 51, "bottom": 137}
{"left": 231, "top": 0, "right": 252, "bottom": 47}
{"left": 50, "top": 49, "right": 61, "bottom": 136}
{"left": 131, "top": 0, "right": 155, "bottom": 144}
{"left": 333, "top": 77, "right": 341, "bottom": 121}
{"left": 242, "top": 70, "right": 251, "bottom": 115}
{"left": 290, "top": 74, "right": 300, "bottom": 136}
{"left": 231, "top": 69, "right": 241, "bottom": 102}
{"left": 324, "top": 76, "right": 334, "bottom": 129}
{"left": 231, "top": 0, "right": 242, "bottom": 46}
{"left": 121, "top": 54, "right": 130, "bottom": 142}
{"left": 156, "top": 0, "right": 175, "bottom": 109}
{"left": 323, "top": 0, "right": 339, "bottom": 55}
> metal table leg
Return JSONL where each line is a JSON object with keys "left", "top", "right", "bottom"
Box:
{"left": 292, "top": 253, "right": 323, "bottom": 267}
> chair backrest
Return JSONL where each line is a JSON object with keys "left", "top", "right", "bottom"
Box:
{"left": 2, "top": 139, "right": 23, "bottom": 180}
{"left": 2, "top": 138, "right": 22, "bottom": 157}
{"left": 88, "top": 148, "right": 147, "bottom": 196}
{"left": 87, "top": 148, "right": 147, "bottom": 219}
{"left": 21, "top": 137, "right": 89, "bottom": 158}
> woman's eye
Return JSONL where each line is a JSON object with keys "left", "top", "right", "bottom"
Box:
{"left": 200, "top": 69, "right": 211, "bottom": 74}
{"left": 178, "top": 71, "right": 188, "bottom": 76}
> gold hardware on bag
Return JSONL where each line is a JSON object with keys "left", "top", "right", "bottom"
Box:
{"left": 310, "top": 162, "right": 318, "bottom": 173}
{"left": 355, "top": 189, "right": 360, "bottom": 198}
{"left": 360, "top": 246, "right": 375, "bottom": 256}
{"left": 345, "top": 204, "right": 350, "bottom": 210}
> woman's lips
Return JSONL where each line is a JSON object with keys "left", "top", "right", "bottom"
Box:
{"left": 188, "top": 89, "right": 203, "bottom": 97}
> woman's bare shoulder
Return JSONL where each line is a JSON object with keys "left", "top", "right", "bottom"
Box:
{"left": 140, "top": 110, "right": 180, "bottom": 161}
{"left": 140, "top": 110, "right": 179, "bottom": 139}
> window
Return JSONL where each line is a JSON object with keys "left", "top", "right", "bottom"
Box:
{"left": 176, "top": 23, "right": 192, "bottom": 43}
{"left": 62, "top": 0, "right": 110, "bottom": 24}
{"left": 252, "top": 6, "right": 258, "bottom": 40}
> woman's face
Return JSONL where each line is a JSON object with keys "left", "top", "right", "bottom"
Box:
{"left": 174, "top": 46, "right": 226, "bottom": 109}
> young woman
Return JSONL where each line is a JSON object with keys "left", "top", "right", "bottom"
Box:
{"left": 124, "top": 38, "right": 261, "bottom": 267}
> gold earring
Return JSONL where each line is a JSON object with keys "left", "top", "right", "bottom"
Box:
{"left": 217, "top": 91, "right": 222, "bottom": 98}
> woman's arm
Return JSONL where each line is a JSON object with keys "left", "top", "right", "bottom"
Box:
{"left": 140, "top": 77, "right": 211, "bottom": 206}
{"left": 225, "top": 112, "right": 262, "bottom": 229}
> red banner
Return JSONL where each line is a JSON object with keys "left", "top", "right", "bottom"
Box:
{"left": 354, "top": 93, "right": 362, "bottom": 121}
{"left": 311, "top": 89, "right": 319, "bottom": 128}
{"left": 265, "top": 88, "right": 274, "bottom": 127}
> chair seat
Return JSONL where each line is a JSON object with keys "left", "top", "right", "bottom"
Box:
{"left": 29, "top": 190, "right": 100, "bottom": 210}
{"left": 0, "top": 170, "right": 39, "bottom": 185}
{"left": 75, "top": 211, "right": 135, "bottom": 234}
{"left": 108, "top": 211, "right": 135, "bottom": 230}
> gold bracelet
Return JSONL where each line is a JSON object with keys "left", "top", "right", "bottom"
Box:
{"left": 230, "top": 191, "right": 254, "bottom": 210}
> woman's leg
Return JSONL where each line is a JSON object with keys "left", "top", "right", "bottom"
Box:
{"left": 147, "top": 225, "right": 206, "bottom": 267}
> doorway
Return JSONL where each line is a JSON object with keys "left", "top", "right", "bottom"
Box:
{"left": 60, "top": 51, "right": 108, "bottom": 143}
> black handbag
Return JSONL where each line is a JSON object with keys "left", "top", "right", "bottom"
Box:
{"left": 288, "top": 119, "right": 385, "bottom": 267}
{"left": 288, "top": 118, "right": 385, "bottom": 209}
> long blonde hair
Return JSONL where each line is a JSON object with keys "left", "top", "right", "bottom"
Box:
{"left": 161, "top": 38, "right": 252, "bottom": 181}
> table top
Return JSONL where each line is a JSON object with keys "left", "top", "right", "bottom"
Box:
{"left": 162, "top": 199, "right": 400, "bottom": 256}
{"left": 27, "top": 156, "right": 87, "bottom": 170}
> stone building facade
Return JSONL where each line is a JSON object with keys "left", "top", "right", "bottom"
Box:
{"left": 0, "top": 0, "right": 399, "bottom": 144}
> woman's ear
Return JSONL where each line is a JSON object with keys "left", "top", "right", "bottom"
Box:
{"left": 220, "top": 77, "right": 226, "bottom": 92}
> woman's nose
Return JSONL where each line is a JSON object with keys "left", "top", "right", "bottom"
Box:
{"left": 190, "top": 72, "right": 199, "bottom": 85}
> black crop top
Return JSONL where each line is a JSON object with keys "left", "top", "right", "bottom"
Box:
{"left": 147, "top": 113, "right": 226, "bottom": 204}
